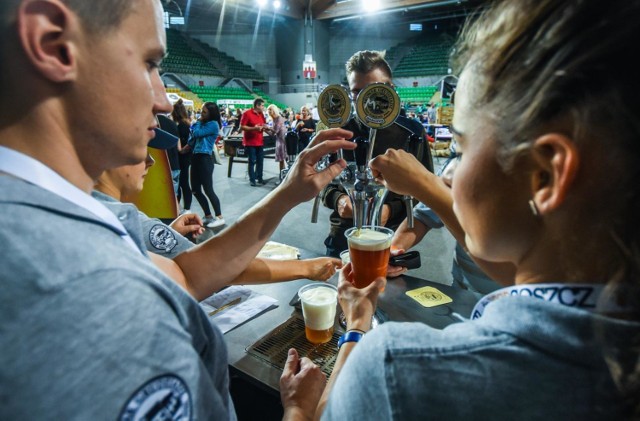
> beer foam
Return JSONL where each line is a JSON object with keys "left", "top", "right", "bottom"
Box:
{"left": 348, "top": 228, "right": 391, "bottom": 251}
{"left": 300, "top": 287, "right": 337, "bottom": 330}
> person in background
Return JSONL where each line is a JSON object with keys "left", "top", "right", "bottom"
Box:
{"left": 157, "top": 113, "right": 181, "bottom": 198}
{"left": 188, "top": 101, "right": 225, "bottom": 228}
{"left": 94, "top": 151, "right": 342, "bottom": 296}
{"left": 319, "top": 50, "right": 434, "bottom": 258}
{"left": 241, "top": 98, "right": 267, "bottom": 186}
{"left": 266, "top": 104, "right": 288, "bottom": 180}
{"left": 0, "top": 0, "right": 355, "bottom": 417}
{"left": 231, "top": 107, "right": 243, "bottom": 135}
{"left": 295, "top": 106, "right": 316, "bottom": 151}
{"left": 282, "top": 0, "right": 640, "bottom": 419}
{"left": 426, "top": 103, "right": 436, "bottom": 125}
{"left": 172, "top": 99, "right": 193, "bottom": 213}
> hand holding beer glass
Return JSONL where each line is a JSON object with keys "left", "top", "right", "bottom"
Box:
{"left": 345, "top": 225, "right": 393, "bottom": 291}
{"left": 298, "top": 283, "right": 338, "bottom": 344}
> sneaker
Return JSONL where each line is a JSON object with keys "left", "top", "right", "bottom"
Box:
{"left": 179, "top": 209, "right": 191, "bottom": 216}
{"left": 207, "top": 217, "right": 226, "bottom": 228}
{"left": 258, "top": 179, "right": 267, "bottom": 185}
{"left": 250, "top": 181, "right": 257, "bottom": 187}
{"left": 202, "top": 216, "right": 214, "bottom": 225}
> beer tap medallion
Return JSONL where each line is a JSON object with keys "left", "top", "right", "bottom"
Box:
{"left": 355, "top": 82, "right": 400, "bottom": 130}
{"left": 317, "top": 85, "right": 352, "bottom": 128}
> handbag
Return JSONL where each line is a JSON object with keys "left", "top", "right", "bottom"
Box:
{"left": 212, "top": 145, "right": 222, "bottom": 165}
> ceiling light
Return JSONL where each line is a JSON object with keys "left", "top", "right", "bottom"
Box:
{"left": 273, "top": 0, "right": 281, "bottom": 8}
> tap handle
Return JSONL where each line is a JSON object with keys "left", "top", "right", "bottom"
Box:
{"left": 311, "top": 195, "right": 321, "bottom": 223}
{"left": 403, "top": 195, "right": 414, "bottom": 228}
{"left": 354, "top": 136, "right": 369, "bottom": 167}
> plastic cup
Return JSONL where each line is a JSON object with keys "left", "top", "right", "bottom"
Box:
{"left": 298, "top": 283, "right": 338, "bottom": 344}
{"left": 340, "top": 250, "right": 351, "bottom": 265}
{"left": 345, "top": 225, "right": 393, "bottom": 290}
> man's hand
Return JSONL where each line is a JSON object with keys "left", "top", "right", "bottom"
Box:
{"left": 280, "top": 348, "right": 326, "bottom": 421}
{"left": 278, "top": 128, "right": 354, "bottom": 206}
{"left": 369, "top": 149, "right": 432, "bottom": 198}
{"left": 336, "top": 194, "right": 352, "bottom": 218}
{"left": 169, "top": 213, "right": 204, "bottom": 238}
{"left": 387, "top": 247, "right": 408, "bottom": 278}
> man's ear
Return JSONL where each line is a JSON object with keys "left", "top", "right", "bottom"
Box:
{"left": 529, "top": 133, "right": 579, "bottom": 214}
{"left": 18, "top": 0, "right": 80, "bottom": 83}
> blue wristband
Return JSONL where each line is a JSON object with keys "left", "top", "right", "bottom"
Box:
{"left": 337, "top": 330, "right": 364, "bottom": 349}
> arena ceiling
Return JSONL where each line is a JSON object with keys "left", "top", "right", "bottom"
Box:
{"left": 167, "top": 0, "right": 485, "bottom": 25}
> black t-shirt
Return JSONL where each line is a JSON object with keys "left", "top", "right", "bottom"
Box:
{"left": 157, "top": 114, "right": 180, "bottom": 170}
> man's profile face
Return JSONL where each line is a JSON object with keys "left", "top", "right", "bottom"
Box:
{"left": 73, "top": 0, "right": 172, "bottom": 172}
{"left": 347, "top": 67, "right": 392, "bottom": 101}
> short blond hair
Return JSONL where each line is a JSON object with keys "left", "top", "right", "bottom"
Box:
{"left": 267, "top": 104, "right": 280, "bottom": 115}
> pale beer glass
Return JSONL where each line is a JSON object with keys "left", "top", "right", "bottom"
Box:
{"left": 298, "top": 283, "right": 338, "bottom": 344}
{"left": 345, "top": 225, "right": 393, "bottom": 290}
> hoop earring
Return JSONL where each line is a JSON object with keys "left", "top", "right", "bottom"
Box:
{"left": 528, "top": 199, "right": 540, "bottom": 217}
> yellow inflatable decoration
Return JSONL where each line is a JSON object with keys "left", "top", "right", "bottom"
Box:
{"left": 133, "top": 147, "right": 178, "bottom": 220}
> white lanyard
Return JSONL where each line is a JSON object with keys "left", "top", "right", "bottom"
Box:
{"left": 471, "top": 284, "right": 604, "bottom": 320}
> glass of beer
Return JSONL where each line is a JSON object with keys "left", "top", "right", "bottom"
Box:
{"left": 339, "top": 250, "right": 351, "bottom": 265}
{"left": 345, "top": 225, "right": 393, "bottom": 290}
{"left": 298, "top": 283, "right": 338, "bottom": 344}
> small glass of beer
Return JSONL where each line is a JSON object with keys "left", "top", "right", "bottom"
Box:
{"left": 345, "top": 225, "right": 393, "bottom": 290}
{"left": 298, "top": 283, "right": 338, "bottom": 344}
{"left": 339, "top": 249, "right": 351, "bottom": 265}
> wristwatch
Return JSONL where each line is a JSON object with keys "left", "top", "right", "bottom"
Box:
{"left": 337, "top": 330, "right": 364, "bottom": 349}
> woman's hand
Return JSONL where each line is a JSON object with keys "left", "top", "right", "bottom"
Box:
{"left": 369, "top": 149, "right": 432, "bottom": 198}
{"left": 338, "top": 263, "right": 384, "bottom": 332}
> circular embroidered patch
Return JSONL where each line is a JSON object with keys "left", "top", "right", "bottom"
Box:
{"left": 119, "top": 374, "right": 192, "bottom": 421}
{"left": 149, "top": 224, "right": 178, "bottom": 253}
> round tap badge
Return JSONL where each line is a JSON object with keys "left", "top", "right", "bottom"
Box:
{"left": 355, "top": 83, "right": 400, "bottom": 130}
{"left": 317, "top": 85, "right": 352, "bottom": 128}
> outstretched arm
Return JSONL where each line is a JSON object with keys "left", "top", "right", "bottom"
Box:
{"left": 370, "top": 149, "right": 516, "bottom": 284}
{"left": 173, "top": 128, "right": 355, "bottom": 300}
{"left": 313, "top": 264, "right": 384, "bottom": 419}
{"left": 229, "top": 257, "right": 341, "bottom": 286}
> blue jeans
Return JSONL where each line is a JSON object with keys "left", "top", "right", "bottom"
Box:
{"left": 246, "top": 146, "right": 264, "bottom": 183}
{"left": 171, "top": 169, "right": 180, "bottom": 196}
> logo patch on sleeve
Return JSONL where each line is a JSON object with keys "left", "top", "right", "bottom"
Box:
{"left": 149, "top": 224, "right": 178, "bottom": 253}
{"left": 119, "top": 374, "right": 192, "bottom": 421}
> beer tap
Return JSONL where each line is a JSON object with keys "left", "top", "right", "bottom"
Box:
{"left": 311, "top": 85, "right": 352, "bottom": 223}
{"left": 348, "top": 82, "right": 401, "bottom": 229}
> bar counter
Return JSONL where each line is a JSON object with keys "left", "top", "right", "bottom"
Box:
{"left": 224, "top": 255, "right": 479, "bottom": 395}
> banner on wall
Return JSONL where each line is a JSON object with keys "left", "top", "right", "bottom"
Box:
{"left": 303, "top": 54, "right": 316, "bottom": 79}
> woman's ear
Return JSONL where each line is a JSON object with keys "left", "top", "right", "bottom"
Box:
{"left": 18, "top": 0, "right": 79, "bottom": 83}
{"left": 529, "top": 134, "right": 579, "bottom": 215}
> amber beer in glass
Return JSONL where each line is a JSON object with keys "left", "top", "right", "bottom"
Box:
{"left": 298, "top": 283, "right": 338, "bottom": 344}
{"left": 345, "top": 226, "right": 393, "bottom": 290}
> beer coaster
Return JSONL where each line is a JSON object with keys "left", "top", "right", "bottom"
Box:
{"left": 406, "top": 286, "right": 453, "bottom": 308}
{"left": 354, "top": 82, "right": 400, "bottom": 130}
{"left": 317, "top": 85, "right": 352, "bottom": 128}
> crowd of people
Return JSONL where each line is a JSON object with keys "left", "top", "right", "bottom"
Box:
{"left": 1, "top": 0, "right": 638, "bottom": 419}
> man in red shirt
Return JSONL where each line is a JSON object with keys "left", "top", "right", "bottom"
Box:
{"left": 240, "top": 98, "right": 266, "bottom": 186}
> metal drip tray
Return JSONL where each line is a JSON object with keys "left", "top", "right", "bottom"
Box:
{"left": 246, "top": 315, "right": 342, "bottom": 377}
